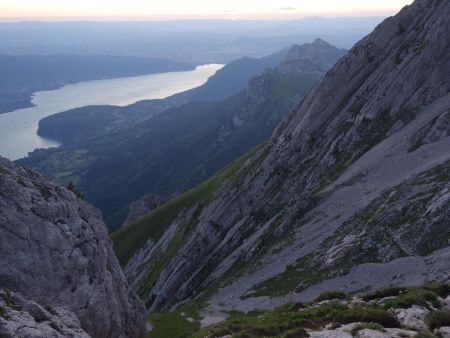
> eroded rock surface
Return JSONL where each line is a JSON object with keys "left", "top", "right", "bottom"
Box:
{"left": 0, "top": 157, "right": 146, "bottom": 337}
{"left": 0, "top": 289, "right": 89, "bottom": 338}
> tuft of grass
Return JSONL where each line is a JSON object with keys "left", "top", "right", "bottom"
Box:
{"left": 382, "top": 288, "right": 439, "bottom": 309}
{"left": 362, "top": 285, "right": 409, "bottom": 301}
{"left": 280, "top": 328, "right": 309, "bottom": 338}
{"left": 148, "top": 305, "right": 201, "bottom": 338}
{"left": 112, "top": 143, "right": 269, "bottom": 265}
{"left": 350, "top": 322, "right": 385, "bottom": 336}
{"left": 0, "top": 305, "right": 6, "bottom": 319}
{"left": 421, "top": 283, "right": 450, "bottom": 299}
{"left": 414, "top": 332, "right": 436, "bottom": 338}
{"left": 49, "top": 322, "right": 62, "bottom": 333}
{"left": 425, "top": 310, "right": 450, "bottom": 330}
{"left": 331, "top": 307, "right": 400, "bottom": 328}
{"left": 315, "top": 291, "right": 349, "bottom": 302}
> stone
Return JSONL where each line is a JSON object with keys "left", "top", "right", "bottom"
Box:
{"left": 309, "top": 330, "right": 352, "bottom": 338}
{"left": 0, "top": 157, "right": 146, "bottom": 338}
{"left": 438, "top": 327, "right": 450, "bottom": 338}
{"left": 354, "top": 329, "right": 390, "bottom": 338}
{"left": 0, "top": 289, "right": 89, "bottom": 338}
{"left": 123, "top": 192, "right": 178, "bottom": 227}
{"left": 393, "top": 305, "right": 430, "bottom": 330}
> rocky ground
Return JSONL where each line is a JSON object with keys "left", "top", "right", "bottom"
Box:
{"left": 190, "top": 284, "right": 450, "bottom": 338}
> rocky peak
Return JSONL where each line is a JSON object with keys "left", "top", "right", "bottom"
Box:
{"left": 274, "top": 0, "right": 449, "bottom": 141}
{"left": 0, "top": 156, "right": 146, "bottom": 337}
{"left": 283, "top": 38, "right": 346, "bottom": 70}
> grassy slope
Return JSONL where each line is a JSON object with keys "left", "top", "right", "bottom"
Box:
{"left": 111, "top": 142, "right": 269, "bottom": 265}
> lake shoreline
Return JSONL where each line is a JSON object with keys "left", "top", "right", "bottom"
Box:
{"left": 0, "top": 64, "right": 223, "bottom": 160}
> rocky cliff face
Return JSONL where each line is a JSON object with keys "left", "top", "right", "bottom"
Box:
{"left": 115, "top": 0, "right": 450, "bottom": 315}
{"left": 0, "top": 157, "right": 146, "bottom": 337}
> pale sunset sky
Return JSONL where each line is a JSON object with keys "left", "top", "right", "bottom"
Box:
{"left": 0, "top": 0, "right": 414, "bottom": 20}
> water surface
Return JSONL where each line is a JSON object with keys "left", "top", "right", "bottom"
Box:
{"left": 0, "top": 64, "right": 223, "bottom": 160}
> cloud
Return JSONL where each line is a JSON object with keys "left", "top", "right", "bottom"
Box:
{"left": 223, "top": 9, "right": 239, "bottom": 13}
{"left": 278, "top": 7, "right": 297, "bottom": 11}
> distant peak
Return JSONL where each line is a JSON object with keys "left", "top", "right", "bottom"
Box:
{"left": 312, "top": 38, "right": 329, "bottom": 46}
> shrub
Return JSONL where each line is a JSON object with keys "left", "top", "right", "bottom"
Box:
{"left": 350, "top": 322, "right": 385, "bottom": 335}
{"left": 383, "top": 289, "right": 439, "bottom": 309}
{"left": 66, "top": 182, "right": 83, "bottom": 199}
{"left": 414, "top": 332, "right": 436, "bottom": 338}
{"left": 331, "top": 307, "right": 400, "bottom": 328}
{"left": 315, "top": 291, "right": 349, "bottom": 302}
{"left": 362, "top": 285, "right": 408, "bottom": 301}
{"left": 281, "top": 328, "right": 309, "bottom": 338}
{"left": 425, "top": 310, "right": 450, "bottom": 330}
{"left": 421, "top": 283, "right": 450, "bottom": 298}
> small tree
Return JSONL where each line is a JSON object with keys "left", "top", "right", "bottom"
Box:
{"left": 66, "top": 182, "right": 84, "bottom": 199}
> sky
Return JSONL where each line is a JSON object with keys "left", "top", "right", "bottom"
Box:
{"left": 0, "top": 0, "right": 414, "bottom": 21}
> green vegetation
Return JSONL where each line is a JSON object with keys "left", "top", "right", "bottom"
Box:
{"left": 382, "top": 288, "right": 439, "bottom": 310}
{"left": 147, "top": 284, "right": 450, "bottom": 338}
{"left": 148, "top": 305, "right": 201, "bottom": 338}
{"left": 246, "top": 233, "right": 380, "bottom": 299}
{"left": 362, "top": 285, "right": 409, "bottom": 301}
{"left": 112, "top": 142, "right": 270, "bottom": 265}
{"left": 362, "top": 284, "right": 450, "bottom": 311}
{"left": 136, "top": 225, "right": 186, "bottom": 302}
{"left": 425, "top": 310, "right": 450, "bottom": 330}
{"left": 315, "top": 291, "right": 349, "bottom": 302}
{"left": 350, "top": 322, "right": 385, "bottom": 335}
{"left": 421, "top": 283, "right": 450, "bottom": 298}
{"left": 413, "top": 333, "right": 436, "bottom": 338}
{"left": 191, "top": 303, "right": 399, "bottom": 338}
{"left": 66, "top": 181, "right": 84, "bottom": 199}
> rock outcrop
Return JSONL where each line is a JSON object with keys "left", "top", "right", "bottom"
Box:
{"left": 116, "top": 0, "right": 450, "bottom": 314}
{"left": 0, "top": 156, "right": 146, "bottom": 337}
{"left": 123, "top": 193, "right": 178, "bottom": 227}
{"left": 0, "top": 289, "right": 90, "bottom": 338}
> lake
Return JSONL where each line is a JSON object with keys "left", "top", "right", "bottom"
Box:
{"left": 0, "top": 64, "right": 223, "bottom": 160}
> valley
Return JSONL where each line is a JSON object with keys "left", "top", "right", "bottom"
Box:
{"left": 0, "top": 1, "right": 449, "bottom": 338}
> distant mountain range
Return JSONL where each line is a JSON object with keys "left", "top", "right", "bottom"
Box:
{"left": 0, "top": 17, "right": 384, "bottom": 63}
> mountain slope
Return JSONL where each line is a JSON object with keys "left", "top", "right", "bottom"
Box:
{"left": 0, "top": 156, "right": 146, "bottom": 337}
{"left": 114, "top": 0, "right": 450, "bottom": 314}
{"left": 169, "top": 49, "right": 287, "bottom": 103}
{"left": 20, "top": 40, "right": 344, "bottom": 229}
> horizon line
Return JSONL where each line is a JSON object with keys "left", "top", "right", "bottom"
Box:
{"left": 0, "top": 10, "right": 399, "bottom": 23}
{"left": 0, "top": 15, "right": 392, "bottom": 23}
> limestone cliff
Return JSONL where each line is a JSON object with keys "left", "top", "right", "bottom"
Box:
{"left": 0, "top": 156, "right": 146, "bottom": 337}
